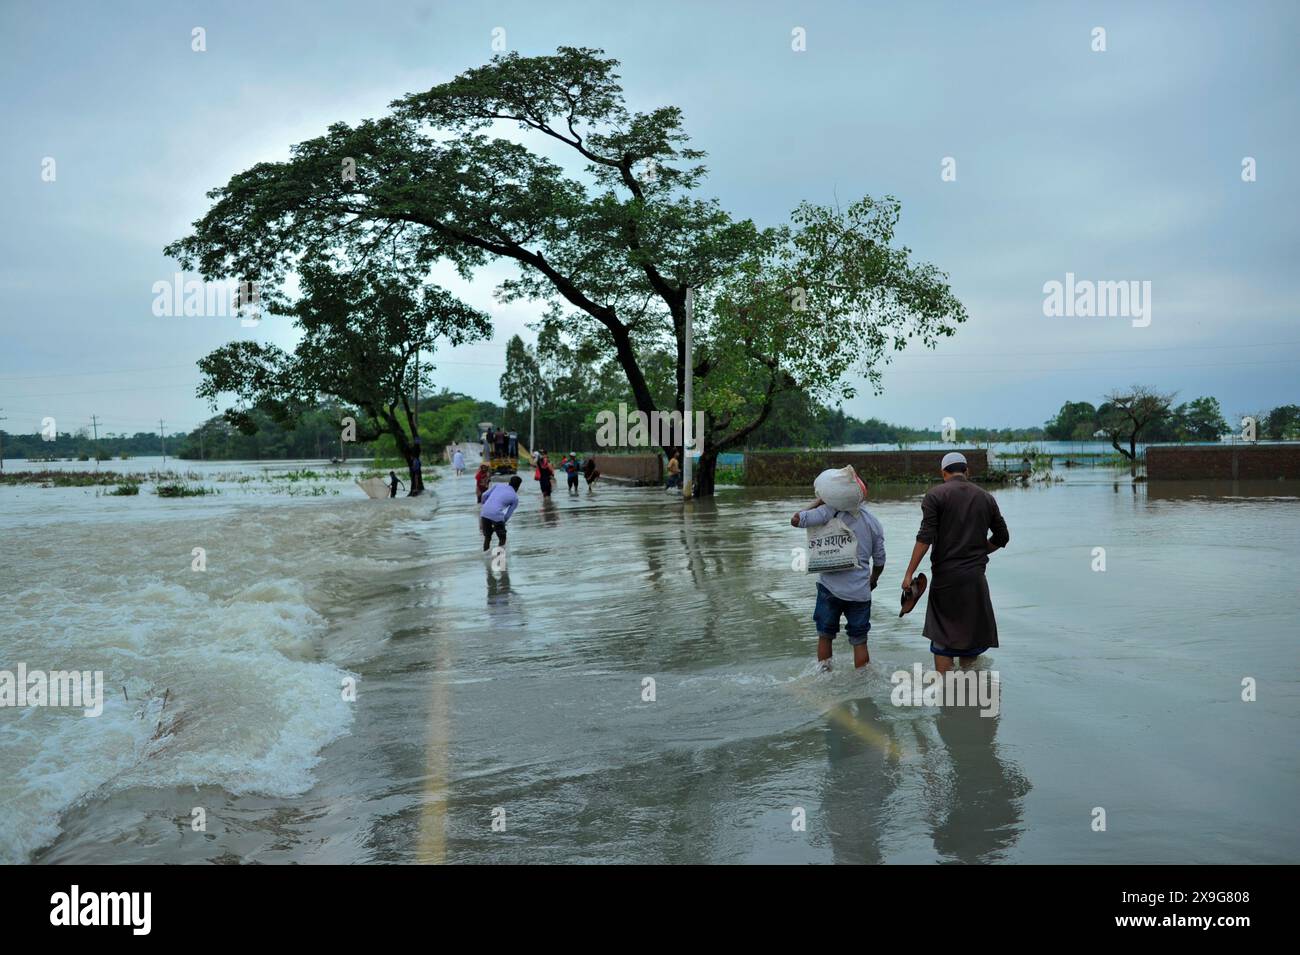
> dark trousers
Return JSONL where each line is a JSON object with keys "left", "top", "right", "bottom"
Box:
{"left": 481, "top": 517, "right": 507, "bottom": 551}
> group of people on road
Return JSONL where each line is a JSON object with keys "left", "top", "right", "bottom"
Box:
{"left": 791, "top": 452, "right": 1010, "bottom": 674}
{"left": 529, "top": 450, "right": 598, "bottom": 497}
{"left": 482, "top": 428, "right": 518, "bottom": 461}
{"left": 467, "top": 443, "right": 1011, "bottom": 675}
{"left": 471, "top": 447, "right": 601, "bottom": 555}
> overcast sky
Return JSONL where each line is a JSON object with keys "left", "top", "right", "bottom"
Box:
{"left": 2, "top": 0, "right": 1297, "bottom": 439}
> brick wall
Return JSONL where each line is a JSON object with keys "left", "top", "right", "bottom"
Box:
{"left": 1145, "top": 444, "right": 1300, "bottom": 479}
{"left": 591, "top": 453, "right": 663, "bottom": 484}
{"left": 743, "top": 449, "right": 988, "bottom": 486}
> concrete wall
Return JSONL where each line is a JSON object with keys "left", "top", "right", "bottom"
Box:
{"left": 591, "top": 453, "right": 663, "bottom": 484}
{"left": 743, "top": 449, "right": 988, "bottom": 486}
{"left": 1146, "top": 444, "right": 1300, "bottom": 479}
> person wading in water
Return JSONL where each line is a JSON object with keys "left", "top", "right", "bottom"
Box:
{"left": 900, "top": 452, "right": 1010, "bottom": 673}
{"left": 535, "top": 450, "right": 555, "bottom": 498}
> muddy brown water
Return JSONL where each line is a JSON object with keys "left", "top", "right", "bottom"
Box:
{"left": 3, "top": 462, "right": 1296, "bottom": 863}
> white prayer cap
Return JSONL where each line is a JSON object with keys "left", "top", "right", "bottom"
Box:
{"left": 940, "top": 452, "right": 967, "bottom": 471}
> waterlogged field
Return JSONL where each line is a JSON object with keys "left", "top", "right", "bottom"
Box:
{"left": 1, "top": 456, "right": 1296, "bottom": 863}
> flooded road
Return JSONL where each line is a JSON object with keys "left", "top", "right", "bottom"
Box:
{"left": 3, "top": 461, "right": 1297, "bottom": 863}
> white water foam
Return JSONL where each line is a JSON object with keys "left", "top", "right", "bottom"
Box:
{"left": 0, "top": 502, "right": 393, "bottom": 863}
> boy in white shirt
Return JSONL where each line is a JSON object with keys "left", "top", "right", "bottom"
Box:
{"left": 791, "top": 474, "right": 886, "bottom": 670}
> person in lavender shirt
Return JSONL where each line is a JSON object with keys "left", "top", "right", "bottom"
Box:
{"left": 791, "top": 478, "right": 886, "bottom": 671}
{"left": 480, "top": 475, "right": 522, "bottom": 552}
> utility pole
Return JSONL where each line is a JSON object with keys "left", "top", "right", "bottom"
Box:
{"left": 159, "top": 418, "right": 166, "bottom": 464}
{"left": 0, "top": 408, "right": 6, "bottom": 471}
{"left": 90, "top": 414, "right": 100, "bottom": 468}
{"left": 413, "top": 348, "right": 421, "bottom": 493}
{"left": 682, "top": 286, "right": 694, "bottom": 500}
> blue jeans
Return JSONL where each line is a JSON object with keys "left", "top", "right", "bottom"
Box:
{"left": 813, "top": 583, "right": 872, "bottom": 645}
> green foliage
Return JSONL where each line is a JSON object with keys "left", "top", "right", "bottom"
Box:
{"left": 0, "top": 470, "right": 137, "bottom": 487}
{"left": 371, "top": 397, "right": 480, "bottom": 458}
{"left": 175, "top": 404, "right": 372, "bottom": 460}
{"left": 1166, "top": 396, "right": 1230, "bottom": 441}
{"left": 183, "top": 260, "right": 490, "bottom": 481}
{"left": 1262, "top": 404, "right": 1300, "bottom": 439}
{"left": 0, "top": 431, "right": 183, "bottom": 461}
{"left": 1097, "top": 387, "right": 1177, "bottom": 460}
{"left": 164, "top": 46, "right": 966, "bottom": 495}
{"left": 155, "top": 482, "right": 215, "bottom": 498}
{"left": 1044, "top": 401, "right": 1100, "bottom": 441}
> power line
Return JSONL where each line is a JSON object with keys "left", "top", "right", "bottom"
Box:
{"left": 879, "top": 356, "right": 1300, "bottom": 375}
{"left": 0, "top": 381, "right": 199, "bottom": 399}
{"left": 0, "top": 363, "right": 198, "bottom": 382}
{"left": 889, "top": 340, "right": 1300, "bottom": 360}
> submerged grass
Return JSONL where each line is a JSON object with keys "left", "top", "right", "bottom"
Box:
{"left": 0, "top": 470, "right": 136, "bottom": 487}
{"left": 155, "top": 482, "right": 217, "bottom": 498}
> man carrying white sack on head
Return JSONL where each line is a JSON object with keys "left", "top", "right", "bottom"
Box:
{"left": 790, "top": 465, "right": 886, "bottom": 671}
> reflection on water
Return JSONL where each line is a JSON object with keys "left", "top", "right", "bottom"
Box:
{"left": 4, "top": 464, "right": 1297, "bottom": 864}
{"left": 923, "top": 703, "right": 1029, "bottom": 864}
{"left": 1145, "top": 478, "right": 1300, "bottom": 502}
{"left": 820, "top": 696, "right": 899, "bottom": 865}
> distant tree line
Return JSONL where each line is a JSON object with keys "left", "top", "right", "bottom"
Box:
{"left": 10, "top": 387, "right": 1294, "bottom": 465}
{"left": 498, "top": 330, "right": 1045, "bottom": 453}
{"left": 1045, "top": 393, "right": 1230, "bottom": 445}
{"left": 171, "top": 391, "right": 498, "bottom": 462}
{"left": 1044, "top": 389, "right": 1300, "bottom": 464}
{"left": 0, "top": 428, "right": 187, "bottom": 461}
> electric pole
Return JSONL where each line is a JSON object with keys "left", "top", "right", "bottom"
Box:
{"left": 90, "top": 414, "right": 100, "bottom": 468}
{"left": 682, "top": 285, "right": 694, "bottom": 500}
{"left": 0, "top": 408, "right": 6, "bottom": 471}
{"left": 159, "top": 418, "right": 166, "bottom": 464}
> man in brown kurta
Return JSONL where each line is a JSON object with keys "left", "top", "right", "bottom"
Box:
{"left": 901, "top": 452, "right": 1010, "bottom": 672}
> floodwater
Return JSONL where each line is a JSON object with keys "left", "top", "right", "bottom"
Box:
{"left": 1, "top": 456, "right": 1297, "bottom": 864}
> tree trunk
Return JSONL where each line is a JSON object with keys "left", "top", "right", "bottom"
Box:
{"left": 694, "top": 447, "right": 719, "bottom": 497}
{"left": 401, "top": 398, "right": 423, "bottom": 495}
{"left": 404, "top": 449, "right": 421, "bottom": 495}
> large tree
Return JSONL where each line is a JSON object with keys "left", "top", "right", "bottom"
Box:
{"left": 1262, "top": 403, "right": 1300, "bottom": 440}
{"left": 1170, "top": 396, "right": 1230, "bottom": 442}
{"left": 194, "top": 263, "right": 490, "bottom": 493}
{"left": 1044, "top": 400, "right": 1098, "bottom": 441}
{"left": 166, "top": 47, "right": 966, "bottom": 494}
{"left": 1097, "top": 386, "right": 1176, "bottom": 466}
